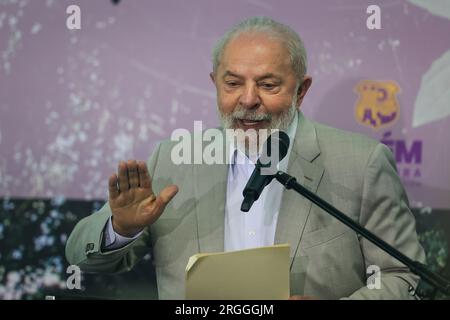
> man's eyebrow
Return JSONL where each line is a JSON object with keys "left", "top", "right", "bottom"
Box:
{"left": 222, "top": 71, "right": 282, "bottom": 81}
{"left": 222, "top": 71, "right": 243, "bottom": 79}
{"left": 256, "top": 73, "right": 282, "bottom": 81}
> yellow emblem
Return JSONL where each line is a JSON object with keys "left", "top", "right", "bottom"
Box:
{"left": 354, "top": 80, "right": 400, "bottom": 130}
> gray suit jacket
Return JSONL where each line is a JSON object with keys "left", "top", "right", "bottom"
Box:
{"left": 65, "top": 111, "right": 426, "bottom": 299}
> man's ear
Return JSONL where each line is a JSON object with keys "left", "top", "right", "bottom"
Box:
{"left": 209, "top": 72, "right": 216, "bottom": 85}
{"left": 296, "top": 76, "right": 312, "bottom": 108}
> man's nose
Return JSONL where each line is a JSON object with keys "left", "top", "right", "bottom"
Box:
{"left": 239, "top": 84, "right": 261, "bottom": 109}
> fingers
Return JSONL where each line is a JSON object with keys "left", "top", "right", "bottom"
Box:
{"left": 117, "top": 161, "right": 129, "bottom": 192}
{"left": 127, "top": 160, "right": 139, "bottom": 188}
{"left": 116, "top": 160, "right": 152, "bottom": 193}
{"left": 108, "top": 173, "right": 119, "bottom": 200}
{"left": 137, "top": 160, "right": 152, "bottom": 190}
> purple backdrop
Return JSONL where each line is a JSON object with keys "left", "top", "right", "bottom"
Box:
{"left": 1, "top": 0, "right": 449, "bottom": 209}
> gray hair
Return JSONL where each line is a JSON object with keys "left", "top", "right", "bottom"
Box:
{"left": 212, "top": 16, "right": 308, "bottom": 83}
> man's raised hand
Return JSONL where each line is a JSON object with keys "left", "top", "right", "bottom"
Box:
{"left": 108, "top": 160, "right": 178, "bottom": 237}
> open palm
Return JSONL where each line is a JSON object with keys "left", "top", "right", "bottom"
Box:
{"left": 108, "top": 160, "right": 178, "bottom": 237}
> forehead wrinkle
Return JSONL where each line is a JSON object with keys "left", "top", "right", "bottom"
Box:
{"left": 219, "top": 36, "right": 293, "bottom": 79}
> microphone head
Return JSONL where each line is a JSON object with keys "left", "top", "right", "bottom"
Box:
{"left": 258, "top": 131, "right": 290, "bottom": 168}
{"left": 240, "top": 131, "right": 290, "bottom": 212}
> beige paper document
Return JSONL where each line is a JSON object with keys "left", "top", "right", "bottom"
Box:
{"left": 185, "top": 243, "right": 290, "bottom": 300}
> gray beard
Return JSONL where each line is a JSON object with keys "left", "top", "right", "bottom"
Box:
{"left": 218, "top": 99, "right": 297, "bottom": 132}
{"left": 218, "top": 98, "right": 297, "bottom": 158}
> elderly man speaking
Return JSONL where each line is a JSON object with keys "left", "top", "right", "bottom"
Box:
{"left": 66, "top": 16, "right": 425, "bottom": 300}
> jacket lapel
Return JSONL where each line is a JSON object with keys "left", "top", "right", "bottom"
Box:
{"left": 275, "top": 112, "right": 324, "bottom": 267}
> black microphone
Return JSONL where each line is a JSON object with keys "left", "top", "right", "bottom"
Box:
{"left": 240, "top": 131, "right": 290, "bottom": 212}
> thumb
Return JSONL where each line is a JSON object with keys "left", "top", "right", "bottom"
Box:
{"left": 156, "top": 184, "right": 179, "bottom": 208}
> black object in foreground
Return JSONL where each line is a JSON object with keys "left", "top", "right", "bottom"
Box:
{"left": 241, "top": 131, "right": 290, "bottom": 212}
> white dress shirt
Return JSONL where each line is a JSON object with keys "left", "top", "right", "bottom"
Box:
{"left": 224, "top": 112, "right": 297, "bottom": 251}
{"left": 104, "top": 112, "right": 298, "bottom": 252}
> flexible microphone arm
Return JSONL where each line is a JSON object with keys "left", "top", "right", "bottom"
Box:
{"left": 274, "top": 170, "right": 450, "bottom": 297}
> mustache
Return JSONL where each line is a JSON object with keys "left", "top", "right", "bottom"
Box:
{"left": 231, "top": 108, "right": 272, "bottom": 122}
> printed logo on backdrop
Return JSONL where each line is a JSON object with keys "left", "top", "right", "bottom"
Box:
{"left": 354, "top": 80, "right": 400, "bottom": 130}
{"left": 354, "top": 80, "right": 423, "bottom": 186}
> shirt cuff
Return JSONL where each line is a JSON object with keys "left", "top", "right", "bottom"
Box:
{"left": 103, "top": 216, "right": 143, "bottom": 250}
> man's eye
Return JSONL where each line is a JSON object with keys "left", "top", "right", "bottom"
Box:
{"left": 260, "top": 83, "right": 277, "bottom": 89}
{"left": 225, "top": 81, "right": 240, "bottom": 87}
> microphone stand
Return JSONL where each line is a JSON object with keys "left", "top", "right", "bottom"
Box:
{"left": 274, "top": 170, "right": 450, "bottom": 297}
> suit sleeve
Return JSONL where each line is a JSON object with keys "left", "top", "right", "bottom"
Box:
{"left": 344, "top": 143, "right": 426, "bottom": 299}
{"left": 65, "top": 143, "right": 162, "bottom": 274}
